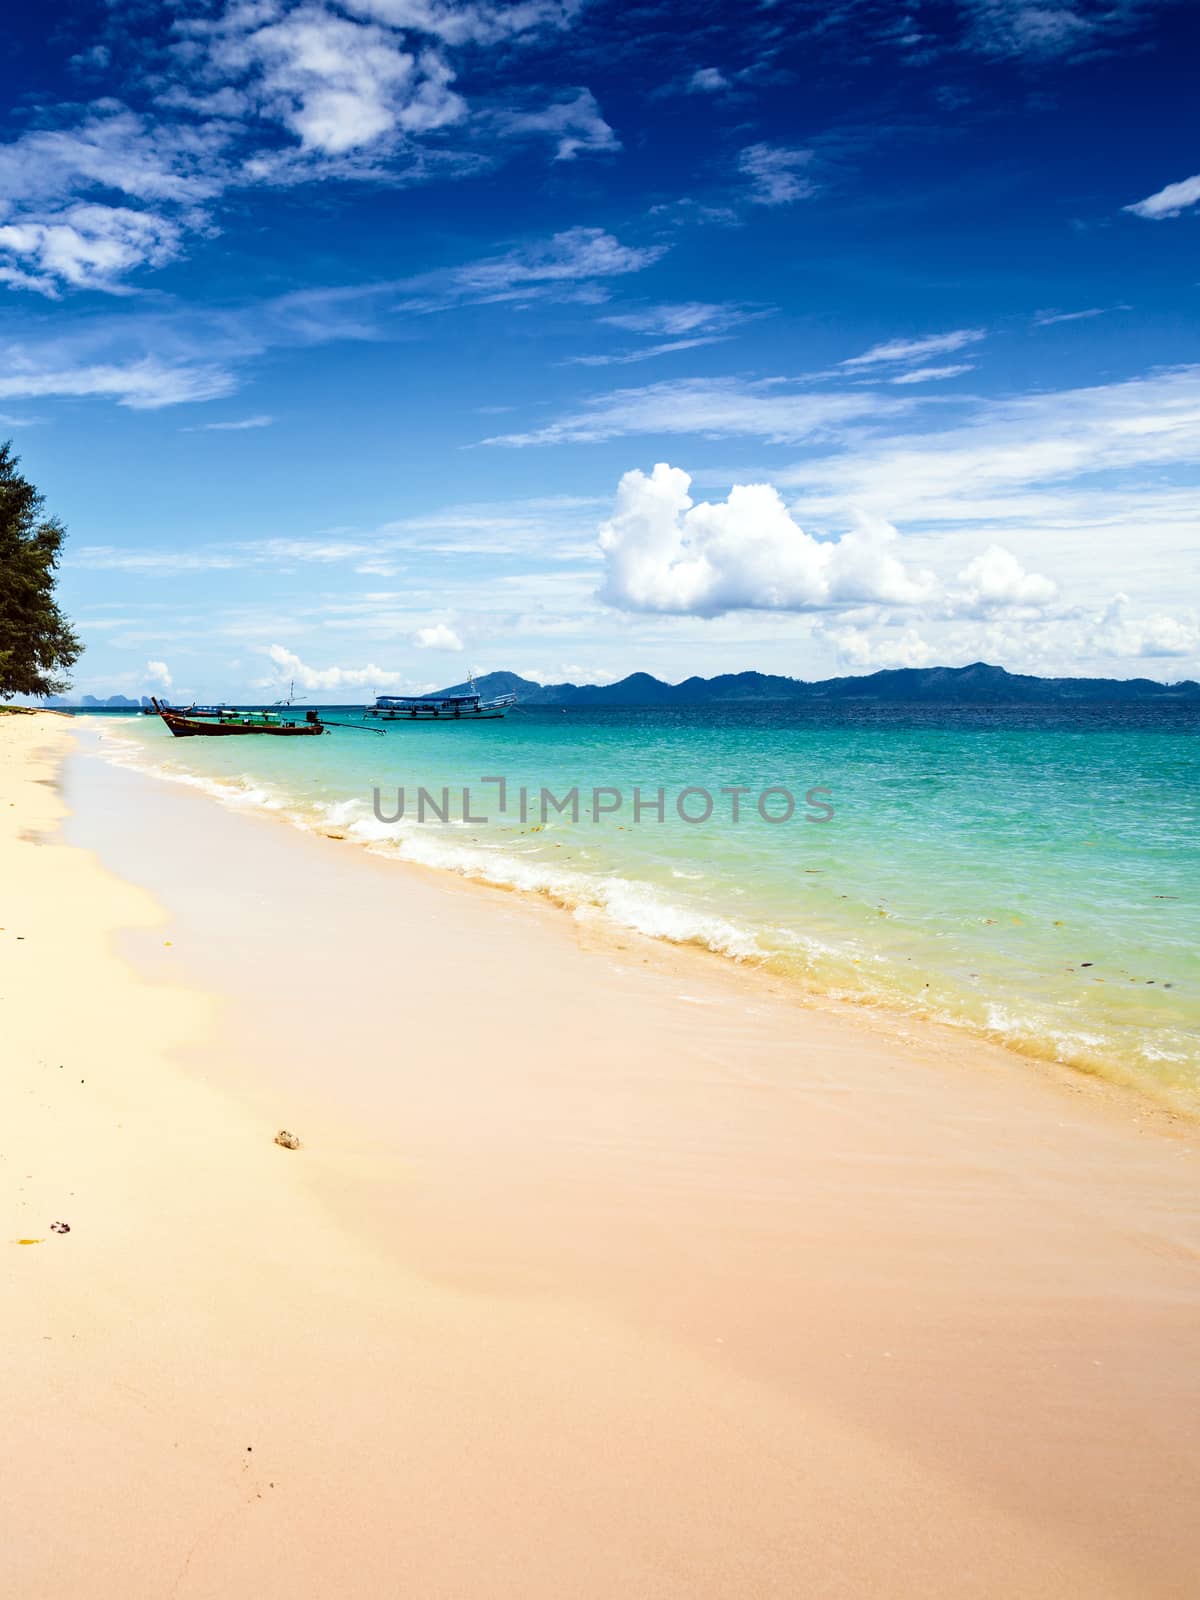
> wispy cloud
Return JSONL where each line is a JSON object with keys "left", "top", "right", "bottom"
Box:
{"left": 0, "top": 356, "right": 236, "bottom": 410}
{"left": 186, "top": 414, "right": 275, "bottom": 432}
{"left": 780, "top": 366, "right": 1200, "bottom": 526}
{"left": 0, "top": 224, "right": 665, "bottom": 413}
{"left": 1034, "top": 307, "right": 1109, "bottom": 326}
{"left": 962, "top": 0, "right": 1169, "bottom": 60}
{"left": 395, "top": 227, "right": 666, "bottom": 313}
{"left": 488, "top": 89, "right": 618, "bottom": 161}
{"left": 842, "top": 328, "right": 986, "bottom": 369}
{"left": 565, "top": 336, "right": 729, "bottom": 367}
{"left": 600, "top": 302, "right": 762, "bottom": 337}
{"left": 1124, "top": 173, "right": 1200, "bottom": 220}
{"left": 737, "top": 144, "right": 817, "bottom": 206}
{"left": 889, "top": 363, "right": 975, "bottom": 384}
{"left": 483, "top": 376, "right": 904, "bottom": 447}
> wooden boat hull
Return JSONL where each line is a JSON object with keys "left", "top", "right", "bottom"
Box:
{"left": 161, "top": 719, "right": 325, "bottom": 737}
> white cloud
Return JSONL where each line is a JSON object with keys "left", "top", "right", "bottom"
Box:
{"left": 342, "top": 0, "right": 580, "bottom": 46}
{"left": 597, "top": 463, "right": 935, "bottom": 616}
{"left": 565, "top": 336, "right": 728, "bottom": 367}
{"left": 0, "top": 205, "right": 182, "bottom": 296}
{"left": 963, "top": 0, "right": 1097, "bottom": 57}
{"left": 189, "top": 414, "right": 275, "bottom": 431}
{"left": 483, "top": 376, "right": 901, "bottom": 447}
{"left": 204, "top": 4, "right": 465, "bottom": 155}
{"left": 0, "top": 110, "right": 229, "bottom": 210}
{"left": 782, "top": 366, "right": 1200, "bottom": 520}
{"left": 955, "top": 545, "right": 1057, "bottom": 610}
{"left": 397, "top": 226, "right": 665, "bottom": 311}
{"left": 820, "top": 624, "right": 935, "bottom": 670}
{"left": 412, "top": 622, "right": 464, "bottom": 649}
{"left": 737, "top": 144, "right": 816, "bottom": 206}
{"left": 260, "top": 643, "right": 395, "bottom": 688}
{"left": 0, "top": 3, "right": 592, "bottom": 298}
{"left": 0, "top": 356, "right": 236, "bottom": 409}
{"left": 1034, "top": 307, "right": 1108, "bottom": 326}
{"left": 889, "top": 363, "right": 975, "bottom": 384}
{"left": 1095, "top": 595, "right": 1198, "bottom": 658}
{"left": 144, "top": 659, "right": 172, "bottom": 688}
{"left": 1124, "top": 173, "right": 1200, "bottom": 220}
{"left": 687, "top": 67, "right": 729, "bottom": 93}
{"left": 493, "top": 89, "right": 618, "bottom": 161}
{"left": 843, "top": 328, "right": 986, "bottom": 369}
{"left": 601, "top": 302, "right": 753, "bottom": 337}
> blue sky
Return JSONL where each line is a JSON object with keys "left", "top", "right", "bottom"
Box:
{"left": 2, "top": 0, "right": 1197, "bottom": 699}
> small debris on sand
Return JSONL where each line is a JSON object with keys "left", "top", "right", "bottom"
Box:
{"left": 50, "top": 1221, "right": 70, "bottom": 1234}
{"left": 274, "top": 1129, "right": 301, "bottom": 1150}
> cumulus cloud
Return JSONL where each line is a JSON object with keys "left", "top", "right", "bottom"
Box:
{"left": 843, "top": 328, "right": 986, "bottom": 369}
{"left": 200, "top": 3, "right": 465, "bottom": 155}
{"left": 260, "top": 643, "right": 394, "bottom": 688}
{"left": 144, "top": 659, "right": 172, "bottom": 688}
{"left": 0, "top": 205, "right": 182, "bottom": 297}
{"left": 1095, "top": 595, "right": 1198, "bottom": 658}
{"left": 955, "top": 544, "right": 1057, "bottom": 610}
{"left": 820, "top": 624, "right": 935, "bottom": 670}
{"left": 0, "top": 1, "right": 594, "bottom": 297}
{"left": 412, "top": 622, "right": 464, "bottom": 649}
{"left": 1124, "top": 173, "right": 1200, "bottom": 220}
{"left": 737, "top": 144, "right": 816, "bottom": 206}
{"left": 597, "top": 463, "right": 935, "bottom": 616}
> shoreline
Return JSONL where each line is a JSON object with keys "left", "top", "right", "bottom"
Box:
{"left": 4, "top": 711, "right": 1200, "bottom": 1597}
{"left": 88, "top": 712, "right": 1199, "bottom": 1118}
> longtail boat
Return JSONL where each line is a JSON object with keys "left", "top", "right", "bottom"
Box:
{"left": 151, "top": 698, "right": 326, "bottom": 738}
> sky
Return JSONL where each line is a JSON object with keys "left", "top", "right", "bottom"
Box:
{"left": 1, "top": 0, "right": 1197, "bottom": 700}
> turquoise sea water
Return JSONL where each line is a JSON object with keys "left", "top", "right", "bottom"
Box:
{"left": 90, "top": 704, "right": 1200, "bottom": 1106}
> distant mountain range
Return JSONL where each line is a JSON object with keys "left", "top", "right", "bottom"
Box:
{"left": 46, "top": 694, "right": 166, "bottom": 708}
{"left": 442, "top": 663, "right": 1200, "bottom": 706}
{"left": 44, "top": 664, "right": 1200, "bottom": 709}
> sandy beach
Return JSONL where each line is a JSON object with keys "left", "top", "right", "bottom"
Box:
{"left": 3, "top": 709, "right": 1198, "bottom": 1599}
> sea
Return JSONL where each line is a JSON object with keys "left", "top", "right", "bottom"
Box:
{"left": 86, "top": 702, "right": 1199, "bottom": 1108}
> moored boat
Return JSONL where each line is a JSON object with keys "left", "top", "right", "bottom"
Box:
{"left": 366, "top": 673, "right": 516, "bottom": 722}
{"left": 151, "top": 698, "right": 326, "bottom": 738}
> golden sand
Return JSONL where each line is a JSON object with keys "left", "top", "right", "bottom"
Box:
{"left": 2, "top": 712, "right": 1198, "bottom": 1598}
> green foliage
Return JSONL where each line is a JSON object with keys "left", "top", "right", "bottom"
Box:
{"left": 0, "top": 442, "right": 81, "bottom": 699}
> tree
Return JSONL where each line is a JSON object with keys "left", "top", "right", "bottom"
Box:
{"left": 0, "top": 442, "right": 81, "bottom": 699}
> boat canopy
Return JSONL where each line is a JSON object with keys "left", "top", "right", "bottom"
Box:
{"left": 375, "top": 693, "right": 482, "bottom": 709}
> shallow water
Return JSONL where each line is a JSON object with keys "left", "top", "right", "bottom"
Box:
{"left": 87, "top": 703, "right": 1200, "bottom": 1104}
